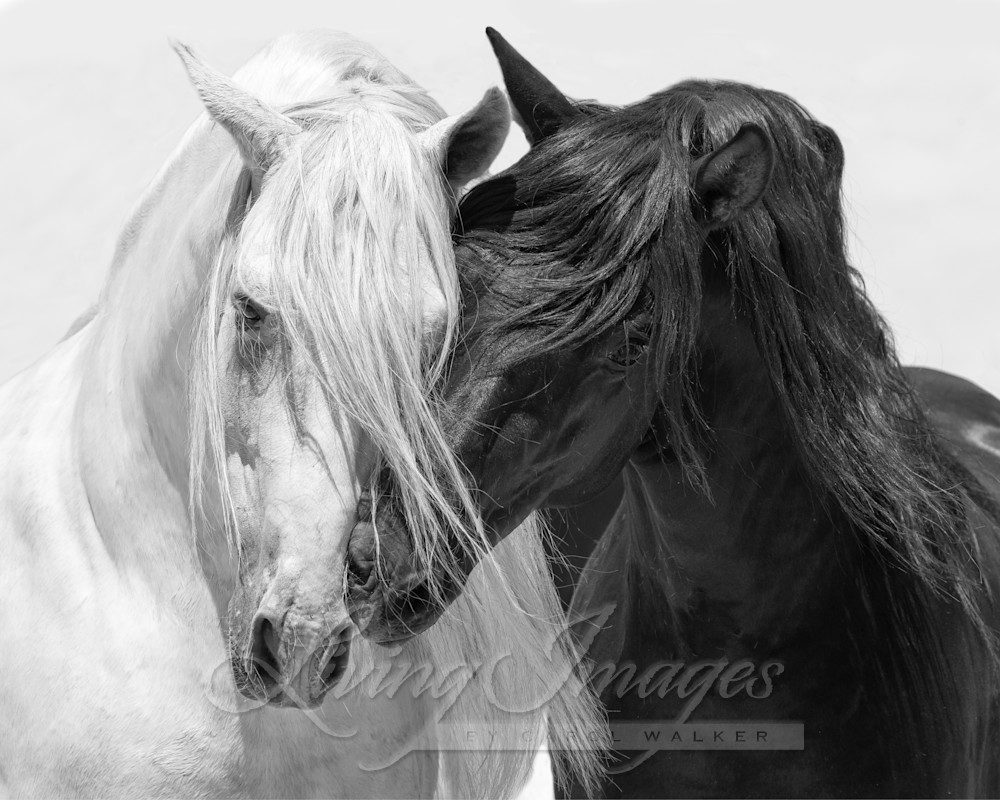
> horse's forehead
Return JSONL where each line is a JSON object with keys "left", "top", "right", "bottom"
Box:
{"left": 292, "top": 80, "right": 442, "bottom": 135}
{"left": 234, "top": 215, "right": 451, "bottom": 309}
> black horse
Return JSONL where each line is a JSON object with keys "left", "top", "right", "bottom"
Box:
{"left": 347, "top": 29, "right": 1000, "bottom": 797}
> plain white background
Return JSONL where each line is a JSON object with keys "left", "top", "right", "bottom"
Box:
{"left": 1, "top": 0, "right": 998, "bottom": 395}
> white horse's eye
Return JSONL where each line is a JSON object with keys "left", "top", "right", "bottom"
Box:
{"left": 233, "top": 294, "right": 267, "bottom": 330}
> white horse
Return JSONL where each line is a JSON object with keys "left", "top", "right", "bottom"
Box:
{"left": 0, "top": 31, "right": 601, "bottom": 798}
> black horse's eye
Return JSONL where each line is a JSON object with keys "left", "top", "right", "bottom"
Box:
{"left": 234, "top": 294, "right": 266, "bottom": 330}
{"left": 608, "top": 334, "right": 649, "bottom": 367}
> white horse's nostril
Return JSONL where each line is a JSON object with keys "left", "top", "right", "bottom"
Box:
{"left": 314, "top": 620, "right": 354, "bottom": 690}
{"left": 318, "top": 638, "right": 351, "bottom": 689}
{"left": 245, "top": 605, "right": 355, "bottom": 704}
{"left": 249, "top": 613, "right": 284, "bottom": 689}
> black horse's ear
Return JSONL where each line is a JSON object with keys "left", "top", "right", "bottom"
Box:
{"left": 691, "top": 124, "right": 774, "bottom": 228}
{"left": 485, "top": 27, "right": 582, "bottom": 145}
{"left": 810, "top": 121, "right": 845, "bottom": 189}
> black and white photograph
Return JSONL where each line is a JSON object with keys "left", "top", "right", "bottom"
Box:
{"left": 1, "top": 1, "right": 998, "bottom": 797}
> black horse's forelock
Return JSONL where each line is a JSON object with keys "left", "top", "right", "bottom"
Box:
{"left": 456, "top": 79, "right": 998, "bottom": 718}
{"left": 456, "top": 92, "right": 707, "bottom": 474}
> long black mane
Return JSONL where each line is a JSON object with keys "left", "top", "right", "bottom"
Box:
{"left": 456, "top": 80, "right": 999, "bottom": 722}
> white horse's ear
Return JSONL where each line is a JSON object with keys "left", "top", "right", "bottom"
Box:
{"left": 172, "top": 41, "right": 300, "bottom": 182}
{"left": 420, "top": 87, "right": 511, "bottom": 193}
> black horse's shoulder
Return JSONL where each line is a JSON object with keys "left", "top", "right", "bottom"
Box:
{"left": 907, "top": 366, "right": 1000, "bottom": 543}
{"left": 907, "top": 366, "right": 1000, "bottom": 427}
{"left": 907, "top": 368, "right": 1000, "bottom": 469}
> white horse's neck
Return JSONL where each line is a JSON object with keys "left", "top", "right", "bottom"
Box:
{"left": 74, "top": 120, "right": 239, "bottom": 612}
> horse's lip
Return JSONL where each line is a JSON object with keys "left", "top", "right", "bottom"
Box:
{"left": 255, "top": 669, "right": 325, "bottom": 709}
{"left": 266, "top": 691, "right": 317, "bottom": 708}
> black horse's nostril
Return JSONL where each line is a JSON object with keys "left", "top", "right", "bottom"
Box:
{"left": 346, "top": 520, "right": 378, "bottom": 590}
{"left": 250, "top": 615, "right": 283, "bottom": 689}
{"left": 346, "top": 549, "right": 375, "bottom": 588}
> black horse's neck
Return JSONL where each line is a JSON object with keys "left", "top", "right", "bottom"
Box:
{"left": 573, "top": 286, "right": 896, "bottom": 796}
{"left": 569, "top": 285, "right": 993, "bottom": 798}
{"left": 620, "top": 289, "right": 840, "bottom": 647}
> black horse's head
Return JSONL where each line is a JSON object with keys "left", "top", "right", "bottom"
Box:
{"left": 346, "top": 28, "right": 849, "bottom": 643}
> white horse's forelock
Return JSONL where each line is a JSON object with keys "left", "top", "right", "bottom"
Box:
{"left": 189, "top": 78, "right": 493, "bottom": 596}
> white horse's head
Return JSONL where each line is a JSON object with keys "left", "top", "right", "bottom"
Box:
{"left": 176, "top": 44, "right": 509, "bottom": 707}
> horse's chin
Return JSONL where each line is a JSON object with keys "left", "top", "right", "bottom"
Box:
{"left": 266, "top": 691, "right": 319, "bottom": 709}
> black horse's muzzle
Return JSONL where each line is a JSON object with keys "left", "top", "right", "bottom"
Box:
{"left": 345, "top": 490, "right": 470, "bottom": 644}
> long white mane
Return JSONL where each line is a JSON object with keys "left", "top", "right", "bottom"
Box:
{"left": 94, "top": 31, "right": 604, "bottom": 797}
